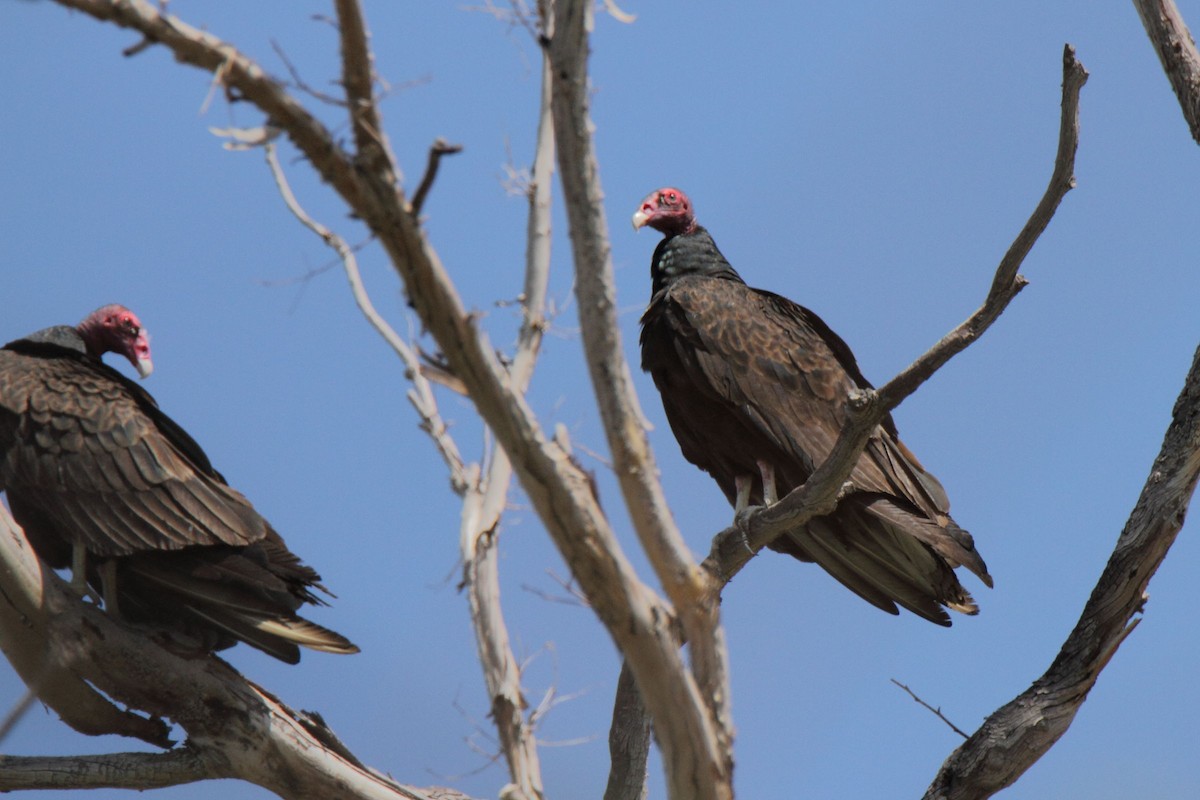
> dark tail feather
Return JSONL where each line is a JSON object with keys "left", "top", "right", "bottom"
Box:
{"left": 184, "top": 603, "right": 359, "bottom": 664}
{"left": 113, "top": 547, "right": 358, "bottom": 663}
{"left": 771, "top": 494, "right": 987, "bottom": 625}
{"left": 863, "top": 496, "right": 993, "bottom": 587}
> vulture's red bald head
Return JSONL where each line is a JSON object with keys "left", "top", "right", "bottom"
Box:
{"left": 77, "top": 304, "right": 154, "bottom": 378}
{"left": 632, "top": 187, "right": 697, "bottom": 237}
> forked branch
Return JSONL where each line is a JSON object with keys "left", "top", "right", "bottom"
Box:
{"left": 704, "top": 45, "right": 1088, "bottom": 588}
{"left": 262, "top": 140, "right": 471, "bottom": 495}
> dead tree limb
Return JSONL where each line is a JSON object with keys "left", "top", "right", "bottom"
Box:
{"left": 0, "top": 751, "right": 212, "bottom": 793}
{"left": 0, "top": 510, "right": 170, "bottom": 748}
{"left": 456, "top": 15, "right": 557, "bottom": 795}
{"left": 603, "top": 660, "right": 651, "bottom": 800}
{"left": 923, "top": 341, "right": 1200, "bottom": 798}
{"left": 919, "top": 13, "right": 1200, "bottom": 799}
{"left": 0, "top": 506, "right": 458, "bottom": 800}
{"left": 1133, "top": 0, "right": 1200, "bottom": 144}
{"left": 547, "top": 1, "right": 734, "bottom": 795}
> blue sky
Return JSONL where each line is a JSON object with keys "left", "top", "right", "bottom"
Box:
{"left": 2, "top": 2, "right": 1198, "bottom": 798}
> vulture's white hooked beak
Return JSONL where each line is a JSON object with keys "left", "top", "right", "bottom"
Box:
{"left": 631, "top": 207, "right": 650, "bottom": 231}
{"left": 132, "top": 331, "right": 154, "bottom": 379}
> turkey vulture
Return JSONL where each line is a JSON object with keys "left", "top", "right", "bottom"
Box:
{"left": 0, "top": 305, "right": 358, "bottom": 662}
{"left": 635, "top": 188, "right": 991, "bottom": 625}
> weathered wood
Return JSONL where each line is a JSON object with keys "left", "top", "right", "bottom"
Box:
{"left": 924, "top": 343, "right": 1200, "bottom": 798}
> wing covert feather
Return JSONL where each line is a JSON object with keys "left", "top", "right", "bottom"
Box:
{"left": 1, "top": 349, "right": 263, "bottom": 557}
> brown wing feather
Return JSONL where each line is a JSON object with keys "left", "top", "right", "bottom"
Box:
{"left": 0, "top": 351, "right": 263, "bottom": 559}
{"left": 0, "top": 339, "right": 357, "bottom": 661}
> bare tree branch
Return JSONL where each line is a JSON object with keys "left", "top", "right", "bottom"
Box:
{"left": 457, "top": 20, "right": 557, "bottom": 794}
{"left": 334, "top": 0, "right": 397, "bottom": 183}
{"left": 411, "top": 139, "right": 465, "bottom": 217}
{"left": 460, "top": 470, "right": 545, "bottom": 800}
{"left": 918, "top": 21, "right": 1200, "bottom": 800}
{"left": 546, "top": 0, "right": 706, "bottom": 623}
{"left": 603, "top": 661, "right": 650, "bottom": 800}
{"left": 0, "top": 750, "right": 214, "bottom": 792}
{"left": 923, "top": 341, "right": 1200, "bottom": 798}
{"left": 1133, "top": 0, "right": 1200, "bottom": 143}
{"left": 263, "top": 140, "right": 471, "bottom": 495}
{"left": 890, "top": 680, "right": 969, "bottom": 740}
{"left": 0, "top": 506, "right": 454, "bottom": 800}
{"left": 547, "top": 2, "right": 734, "bottom": 796}
{"left": 704, "top": 45, "right": 1088, "bottom": 590}
{"left": 0, "top": 508, "right": 171, "bottom": 747}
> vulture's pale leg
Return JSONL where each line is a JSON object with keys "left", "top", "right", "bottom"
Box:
{"left": 67, "top": 543, "right": 101, "bottom": 604}
{"left": 734, "top": 474, "right": 753, "bottom": 517}
{"left": 98, "top": 560, "right": 120, "bottom": 617}
{"left": 757, "top": 460, "right": 778, "bottom": 505}
{"left": 732, "top": 474, "right": 756, "bottom": 554}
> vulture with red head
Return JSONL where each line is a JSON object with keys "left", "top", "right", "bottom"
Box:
{"left": 635, "top": 188, "right": 991, "bottom": 625}
{"left": 0, "top": 305, "right": 357, "bottom": 662}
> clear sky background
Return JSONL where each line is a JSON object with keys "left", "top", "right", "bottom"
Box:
{"left": 2, "top": 2, "right": 1198, "bottom": 799}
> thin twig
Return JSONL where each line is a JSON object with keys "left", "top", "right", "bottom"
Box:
{"left": 890, "top": 680, "right": 969, "bottom": 739}
{"left": 0, "top": 688, "right": 37, "bottom": 745}
{"left": 410, "top": 139, "right": 464, "bottom": 217}
{"left": 270, "top": 38, "right": 347, "bottom": 107}
{"left": 253, "top": 236, "right": 375, "bottom": 288}
{"left": 263, "top": 141, "right": 470, "bottom": 493}
{"left": 465, "top": 0, "right": 541, "bottom": 41}
{"left": 122, "top": 37, "right": 153, "bottom": 57}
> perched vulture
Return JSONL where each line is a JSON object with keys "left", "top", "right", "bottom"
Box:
{"left": 0, "top": 305, "right": 358, "bottom": 662}
{"left": 635, "top": 188, "right": 991, "bottom": 625}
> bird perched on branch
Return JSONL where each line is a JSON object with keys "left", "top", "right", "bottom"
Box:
{"left": 635, "top": 188, "right": 991, "bottom": 625}
{"left": 0, "top": 305, "right": 358, "bottom": 662}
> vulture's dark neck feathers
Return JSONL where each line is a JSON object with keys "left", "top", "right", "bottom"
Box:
{"left": 650, "top": 226, "right": 745, "bottom": 296}
{"left": 11, "top": 325, "right": 87, "bottom": 355}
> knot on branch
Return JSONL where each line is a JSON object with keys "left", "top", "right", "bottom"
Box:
{"left": 846, "top": 388, "right": 878, "bottom": 418}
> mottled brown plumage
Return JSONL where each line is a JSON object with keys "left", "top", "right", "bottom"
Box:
{"left": 0, "top": 306, "right": 358, "bottom": 662}
{"left": 635, "top": 188, "right": 991, "bottom": 625}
